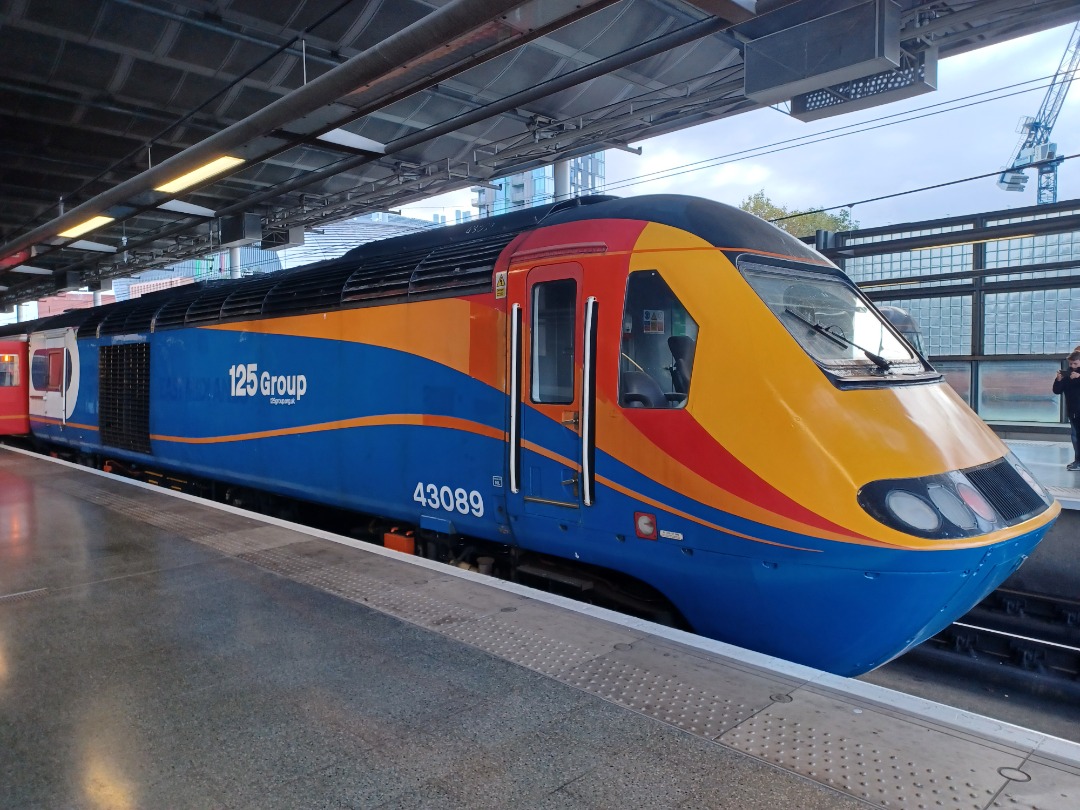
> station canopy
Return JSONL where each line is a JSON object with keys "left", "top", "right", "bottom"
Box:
{"left": 1, "top": 0, "right": 1078, "bottom": 307}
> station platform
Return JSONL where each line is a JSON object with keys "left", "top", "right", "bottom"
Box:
{"left": 1005, "top": 439, "right": 1080, "bottom": 509}
{"left": 2, "top": 447, "right": 1079, "bottom": 809}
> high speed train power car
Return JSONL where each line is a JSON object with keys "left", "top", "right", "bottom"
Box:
{"left": 0, "top": 194, "right": 1058, "bottom": 676}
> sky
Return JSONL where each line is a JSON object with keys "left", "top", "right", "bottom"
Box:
{"left": 402, "top": 21, "right": 1080, "bottom": 232}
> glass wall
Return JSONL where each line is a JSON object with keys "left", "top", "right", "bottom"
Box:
{"left": 977, "top": 361, "right": 1060, "bottom": 423}
{"left": 983, "top": 289, "right": 1080, "bottom": 355}
{"left": 878, "top": 295, "right": 971, "bottom": 356}
{"left": 935, "top": 361, "right": 971, "bottom": 405}
{"left": 836, "top": 202, "right": 1080, "bottom": 427}
{"left": 846, "top": 245, "right": 971, "bottom": 285}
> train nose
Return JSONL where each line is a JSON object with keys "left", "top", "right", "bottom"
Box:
{"left": 883, "top": 519, "right": 1053, "bottom": 670}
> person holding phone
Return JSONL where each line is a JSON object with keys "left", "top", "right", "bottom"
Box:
{"left": 1053, "top": 351, "right": 1080, "bottom": 471}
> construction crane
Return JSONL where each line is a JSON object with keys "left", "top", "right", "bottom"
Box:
{"left": 997, "top": 21, "right": 1080, "bottom": 205}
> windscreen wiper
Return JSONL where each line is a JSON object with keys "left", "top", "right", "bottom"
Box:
{"left": 784, "top": 308, "right": 891, "bottom": 370}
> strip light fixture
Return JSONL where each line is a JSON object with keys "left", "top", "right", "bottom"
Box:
{"left": 154, "top": 156, "right": 245, "bottom": 194}
{"left": 58, "top": 215, "right": 115, "bottom": 239}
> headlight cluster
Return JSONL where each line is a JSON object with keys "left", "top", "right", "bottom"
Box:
{"left": 858, "top": 454, "right": 1051, "bottom": 539}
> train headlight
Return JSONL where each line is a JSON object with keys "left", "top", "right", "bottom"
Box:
{"left": 926, "top": 484, "right": 976, "bottom": 529}
{"left": 884, "top": 490, "right": 941, "bottom": 532}
{"left": 955, "top": 482, "right": 996, "bottom": 522}
{"left": 859, "top": 471, "right": 997, "bottom": 539}
{"left": 860, "top": 456, "right": 1050, "bottom": 539}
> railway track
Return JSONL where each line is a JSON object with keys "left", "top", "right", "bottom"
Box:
{"left": 908, "top": 588, "right": 1080, "bottom": 701}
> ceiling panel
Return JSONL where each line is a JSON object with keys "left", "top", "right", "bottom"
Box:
{"left": 0, "top": 0, "right": 1075, "bottom": 307}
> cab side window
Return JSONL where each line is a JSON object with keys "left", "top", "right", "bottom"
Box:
{"left": 620, "top": 271, "right": 698, "bottom": 409}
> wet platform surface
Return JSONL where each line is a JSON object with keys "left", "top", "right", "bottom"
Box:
{"left": 2, "top": 447, "right": 1080, "bottom": 809}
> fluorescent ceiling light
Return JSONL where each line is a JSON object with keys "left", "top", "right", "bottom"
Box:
{"left": 154, "top": 156, "right": 245, "bottom": 194}
{"left": 9, "top": 265, "right": 53, "bottom": 275}
{"left": 158, "top": 199, "right": 216, "bottom": 217}
{"left": 317, "top": 129, "right": 385, "bottom": 153}
{"left": 58, "top": 215, "right": 115, "bottom": 239}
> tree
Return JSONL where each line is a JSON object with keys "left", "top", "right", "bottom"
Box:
{"left": 739, "top": 190, "right": 858, "bottom": 238}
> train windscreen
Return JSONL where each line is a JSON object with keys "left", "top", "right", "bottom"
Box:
{"left": 740, "top": 261, "right": 932, "bottom": 381}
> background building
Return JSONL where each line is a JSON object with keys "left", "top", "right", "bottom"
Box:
{"left": 473, "top": 153, "right": 605, "bottom": 217}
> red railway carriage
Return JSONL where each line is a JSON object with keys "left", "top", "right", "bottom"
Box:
{"left": 0, "top": 338, "right": 29, "bottom": 436}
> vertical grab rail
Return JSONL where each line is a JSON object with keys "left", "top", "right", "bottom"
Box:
{"left": 61, "top": 339, "right": 68, "bottom": 427}
{"left": 509, "top": 303, "right": 522, "bottom": 494}
{"left": 582, "top": 296, "right": 598, "bottom": 506}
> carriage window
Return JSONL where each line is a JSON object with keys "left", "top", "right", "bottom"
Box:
{"left": 0, "top": 354, "right": 18, "bottom": 387}
{"left": 620, "top": 270, "right": 698, "bottom": 409}
{"left": 531, "top": 279, "right": 576, "bottom": 404}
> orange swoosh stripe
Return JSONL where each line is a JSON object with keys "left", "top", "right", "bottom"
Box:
{"left": 30, "top": 417, "right": 98, "bottom": 431}
{"left": 152, "top": 413, "right": 505, "bottom": 444}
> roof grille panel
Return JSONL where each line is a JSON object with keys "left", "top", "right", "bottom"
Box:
{"left": 219, "top": 275, "right": 284, "bottom": 320}
{"left": 408, "top": 235, "right": 508, "bottom": 295}
{"left": 184, "top": 285, "right": 239, "bottom": 327}
{"left": 341, "top": 246, "right": 432, "bottom": 304}
{"left": 261, "top": 260, "right": 358, "bottom": 318}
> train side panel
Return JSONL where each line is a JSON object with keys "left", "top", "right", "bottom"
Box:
{"left": 30, "top": 297, "right": 513, "bottom": 540}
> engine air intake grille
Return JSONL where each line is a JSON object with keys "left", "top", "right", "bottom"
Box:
{"left": 99, "top": 343, "right": 151, "bottom": 454}
{"left": 964, "top": 458, "right": 1046, "bottom": 524}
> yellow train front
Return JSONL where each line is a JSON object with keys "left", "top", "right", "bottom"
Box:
{"left": 509, "top": 195, "right": 1058, "bottom": 676}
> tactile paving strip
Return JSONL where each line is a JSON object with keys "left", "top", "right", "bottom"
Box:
{"left": 442, "top": 614, "right": 605, "bottom": 677}
{"left": 0, "top": 588, "right": 49, "bottom": 604}
{"left": 237, "top": 545, "right": 337, "bottom": 578}
{"left": 557, "top": 655, "right": 755, "bottom": 739}
{"left": 296, "top": 564, "right": 479, "bottom": 628}
{"left": 720, "top": 690, "right": 1023, "bottom": 809}
{"left": 48, "top": 477, "right": 236, "bottom": 539}
{"left": 192, "top": 526, "right": 308, "bottom": 556}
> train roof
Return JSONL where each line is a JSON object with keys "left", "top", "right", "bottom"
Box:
{"left": 0, "top": 194, "right": 827, "bottom": 339}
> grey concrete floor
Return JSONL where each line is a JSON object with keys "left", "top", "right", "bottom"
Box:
{"left": 0, "top": 459, "right": 860, "bottom": 810}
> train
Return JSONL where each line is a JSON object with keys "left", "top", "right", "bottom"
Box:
{"left": 0, "top": 194, "right": 1059, "bottom": 676}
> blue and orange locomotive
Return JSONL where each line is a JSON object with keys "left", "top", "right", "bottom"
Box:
{"left": 0, "top": 194, "right": 1058, "bottom": 675}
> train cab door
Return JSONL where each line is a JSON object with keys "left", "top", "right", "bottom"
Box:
{"left": 506, "top": 262, "right": 598, "bottom": 524}
{"left": 28, "top": 329, "right": 76, "bottom": 426}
